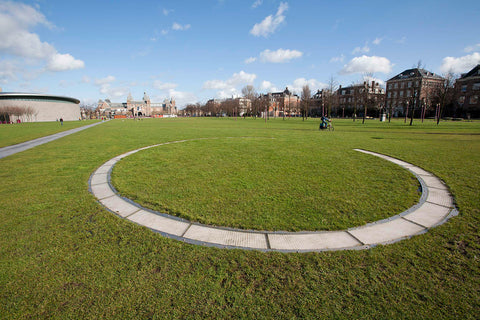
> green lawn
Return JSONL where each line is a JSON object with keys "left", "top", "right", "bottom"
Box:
{"left": 1, "top": 117, "right": 479, "bottom": 319}
{"left": 112, "top": 133, "right": 419, "bottom": 231}
{"left": 0, "top": 119, "right": 100, "bottom": 148}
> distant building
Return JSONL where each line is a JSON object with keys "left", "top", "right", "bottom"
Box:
{"left": 205, "top": 97, "right": 252, "bottom": 116}
{"left": 310, "top": 89, "right": 327, "bottom": 117}
{"left": 337, "top": 81, "right": 385, "bottom": 118}
{"left": 385, "top": 68, "right": 444, "bottom": 118}
{"left": 97, "top": 92, "right": 176, "bottom": 117}
{"left": 455, "top": 64, "right": 480, "bottom": 118}
{"left": 262, "top": 87, "right": 300, "bottom": 117}
{"left": 0, "top": 92, "right": 80, "bottom": 122}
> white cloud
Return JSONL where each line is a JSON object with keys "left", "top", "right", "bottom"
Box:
{"left": 93, "top": 75, "right": 128, "bottom": 99}
{"left": 153, "top": 80, "right": 178, "bottom": 91}
{"left": 260, "top": 80, "right": 278, "bottom": 93}
{"left": 340, "top": 55, "right": 393, "bottom": 74}
{"left": 0, "top": 1, "right": 84, "bottom": 73}
{"left": 373, "top": 37, "right": 383, "bottom": 45}
{"left": 81, "top": 75, "right": 91, "bottom": 83}
{"left": 464, "top": 44, "right": 480, "bottom": 53}
{"left": 0, "top": 59, "right": 19, "bottom": 83}
{"left": 440, "top": 52, "right": 480, "bottom": 73}
{"left": 203, "top": 71, "right": 257, "bottom": 98}
{"left": 203, "top": 79, "right": 228, "bottom": 90}
{"left": 99, "top": 85, "right": 130, "bottom": 99}
{"left": 288, "top": 78, "right": 327, "bottom": 94}
{"left": 362, "top": 75, "right": 385, "bottom": 86}
{"left": 47, "top": 53, "right": 84, "bottom": 71}
{"left": 245, "top": 57, "right": 257, "bottom": 64}
{"left": 250, "top": 2, "right": 288, "bottom": 37}
{"left": 94, "top": 75, "right": 116, "bottom": 86}
{"left": 163, "top": 8, "right": 173, "bottom": 16}
{"left": 172, "top": 22, "right": 191, "bottom": 31}
{"left": 352, "top": 42, "right": 370, "bottom": 54}
{"left": 217, "top": 88, "right": 240, "bottom": 99}
{"left": 260, "top": 48, "right": 303, "bottom": 63}
{"left": 330, "top": 54, "right": 345, "bottom": 63}
{"left": 252, "top": 0, "right": 263, "bottom": 8}
{"left": 153, "top": 89, "right": 197, "bottom": 109}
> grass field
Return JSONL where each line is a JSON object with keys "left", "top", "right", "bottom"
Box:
{"left": 1, "top": 117, "right": 479, "bottom": 318}
{"left": 0, "top": 119, "right": 100, "bottom": 148}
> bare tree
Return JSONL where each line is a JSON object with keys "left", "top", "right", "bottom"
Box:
{"left": 301, "top": 85, "right": 311, "bottom": 121}
{"left": 432, "top": 72, "right": 457, "bottom": 125}
{"left": 324, "top": 75, "right": 338, "bottom": 117}
{"left": 242, "top": 85, "right": 257, "bottom": 117}
{"left": 242, "top": 85, "right": 256, "bottom": 101}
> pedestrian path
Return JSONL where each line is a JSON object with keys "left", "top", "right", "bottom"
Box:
{"left": 89, "top": 139, "right": 458, "bottom": 252}
{"left": 0, "top": 121, "right": 104, "bottom": 159}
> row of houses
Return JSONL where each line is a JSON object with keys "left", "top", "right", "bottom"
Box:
{"left": 200, "top": 88, "right": 302, "bottom": 117}
{"left": 190, "top": 64, "right": 480, "bottom": 119}
{"left": 313, "top": 65, "right": 480, "bottom": 119}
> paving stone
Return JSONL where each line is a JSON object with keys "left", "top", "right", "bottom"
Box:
{"left": 426, "top": 188, "right": 453, "bottom": 208}
{"left": 407, "top": 166, "right": 433, "bottom": 176}
{"left": 103, "top": 159, "right": 119, "bottom": 166}
{"left": 268, "top": 232, "right": 362, "bottom": 251}
{"left": 100, "top": 196, "right": 141, "bottom": 218}
{"left": 349, "top": 218, "right": 425, "bottom": 245}
{"left": 91, "top": 183, "right": 115, "bottom": 199}
{"left": 90, "top": 173, "right": 108, "bottom": 186}
{"left": 122, "top": 150, "right": 140, "bottom": 157}
{"left": 382, "top": 157, "right": 412, "bottom": 168}
{"left": 94, "top": 165, "right": 112, "bottom": 175}
{"left": 128, "top": 210, "right": 190, "bottom": 236}
{"left": 403, "top": 202, "right": 452, "bottom": 228}
{"left": 421, "top": 175, "right": 448, "bottom": 190}
{"left": 87, "top": 146, "right": 457, "bottom": 251}
{"left": 184, "top": 225, "right": 268, "bottom": 249}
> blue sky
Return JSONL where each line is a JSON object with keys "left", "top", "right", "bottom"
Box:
{"left": 1, "top": 0, "right": 479, "bottom": 108}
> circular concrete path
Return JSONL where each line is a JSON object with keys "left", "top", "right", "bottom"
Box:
{"left": 89, "top": 139, "right": 458, "bottom": 252}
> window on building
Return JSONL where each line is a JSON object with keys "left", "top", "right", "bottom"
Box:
{"left": 393, "top": 92, "right": 397, "bottom": 98}
{"left": 399, "top": 91, "right": 404, "bottom": 97}
{"left": 407, "top": 90, "right": 411, "bottom": 97}
{"left": 473, "top": 83, "right": 480, "bottom": 91}
{"left": 394, "top": 83, "right": 398, "bottom": 89}
{"left": 400, "top": 83, "right": 404, "bottom": 89}
{"left": 408, "top": 81, "right": 412, "bottom": 88}
{"left": 342, "top": 90, "right": 346, "bottom": 95}
{"left": 415, "top": 81, "right": 419, "bottom": 86}
{"left": 458, "top": 96, "right": 465, "bottom": 104}
{"left": 388, "top": 92, "right": 391, "bottom": 98}
{"left": 461, "top": 85, "right": 467, "bottom": 92}
{"left": 471, "top": 95, "right": 479, "bottom": 104}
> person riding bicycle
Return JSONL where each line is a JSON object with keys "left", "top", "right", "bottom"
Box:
{"left": 319, "top": 116, "right": 329, "bottom": 130}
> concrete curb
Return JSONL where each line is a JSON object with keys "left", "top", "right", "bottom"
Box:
{"left": 89, "top": 139, "right": 458, "bottom": 252}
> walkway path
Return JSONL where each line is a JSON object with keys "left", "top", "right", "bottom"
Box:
{"left": 89, "top": 140, "right": 458, "bottom": 252}
{"left": 0, "top": 121, "right": 104, "bottom": 159}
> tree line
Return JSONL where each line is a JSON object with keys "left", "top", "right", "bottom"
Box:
{"left": 182, "top": 71, "right": 462, "bottom": 124}
{"left": 0, "top": 106, "right": 38, "bottom": 123}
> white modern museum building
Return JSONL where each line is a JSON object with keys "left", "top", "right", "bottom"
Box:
{"left": 0, "top": 92, "right": 80, "bottom": 122}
